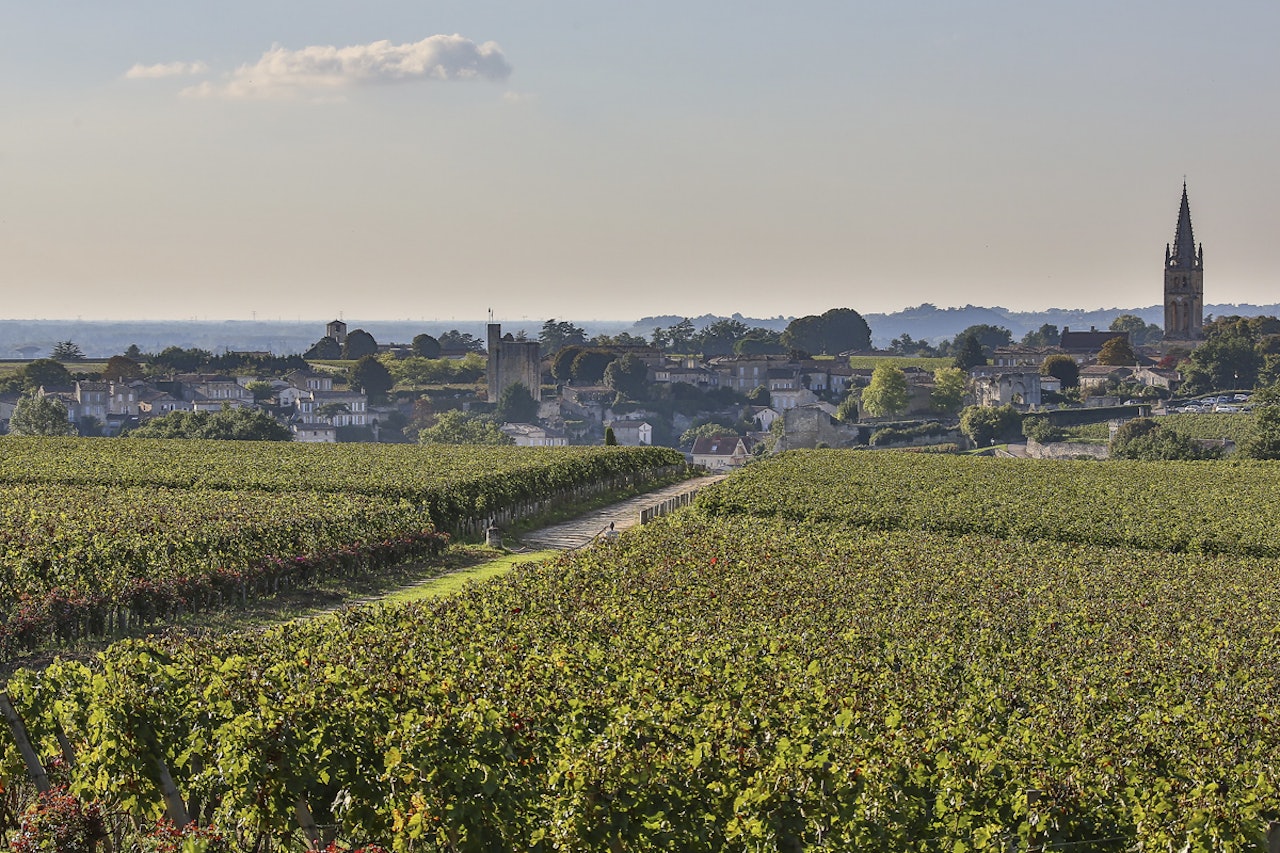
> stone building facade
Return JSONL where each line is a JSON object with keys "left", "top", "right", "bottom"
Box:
{"left": 486, "top": 323, "right": 542, "bottom": 403}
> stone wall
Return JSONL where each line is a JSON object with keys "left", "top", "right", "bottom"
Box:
{"left": 1025, "top": 439, "right": 1110, "bottom": 460}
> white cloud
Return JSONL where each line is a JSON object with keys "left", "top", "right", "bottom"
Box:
{"left": 182, "top": 34, "right": 511, "bottom": 100}
{"left": 125, "top": 61, "right": 210, "bottom": 79}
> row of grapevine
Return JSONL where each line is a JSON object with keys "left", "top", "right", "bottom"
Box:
{"left": 693, "top": 449, "right": 1280, "bottom": 556}
{"left": 6, "top": 515, "right": 1280, "bottom": 849}
{"left": 0, "top": 438, "right": 685, "bottom": 523}
{"left": 0, "top": 439, "right": 686, "bottom": 662}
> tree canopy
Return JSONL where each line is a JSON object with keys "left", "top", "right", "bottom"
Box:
{"left": 9, "top": 393, "right": 76, "bottom": 436}
{"left": 411, "top": 334, "right": 442, "bottom": 359}
{"left": 496, "top": 383, "right": 539, "bottom": 423}
{"left": 19, "top": 359, "right": 72, "bottom": 392}
{"left": 341, "top": 329, "right": 379, "bottom": 360}
{"left": 781, "top": 308, "right": 871, "bottom": 356}
{"left": 953, "top": 324, "right": 1012, "bottom": 355}
{"left": 304, "top": 336, "right": 342, "bottom": 359}
{"left": 958, "top": 404, "right": 1021, "bottom": 446}
{"left": 603, "top": 353, "right": 648, "bottom": 399}
{"left": 1242, "top": 383, "right": 1280, "bottom": 460}
{"left": 1020, "top": 324, "right": 1060, "bottom": 347}
{"left": 953, "top": 333, "right": 987, "bottom": 371}
{"left": 348, "top": 355, "right": 394, "bottom": 400}
{"left": 539, "top": 320, "right": 588, "bottom": 356}
{"left": 1110, "top": 314, "right": 1163, "bottom": 346}
{"left": 1109, "top": 418, "right": 1220, "bottom": 461}
{"left": 930, "top": 367, "right": 967, "bottom": 414}
{"left": 861, "top": 364, "right": 909, "bottom": 418}
{"left": 570, "top": 349, "right": 615, "bottom": 385}
{"left": 1096, "top": 337, "right": 1138, "bottom": 366}
{"left": 102, "top": 355, "right": 144, "bottom": 383}
{"left": 128, "top": 407, "right": 292, "bottom": 441}
{"left": 51, "top": 340, "right": 85, "bottom": 361}
{"left": 1041, "top": 354, "right": 1080, "bottom": 388}
{"left": 418, "top": 410, "right": 512, "bottom": 445}
{"left": 437, "top": 330, "right": 486, "bottom": 354}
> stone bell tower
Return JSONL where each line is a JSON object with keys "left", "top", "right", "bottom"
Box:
{"left": 1163, "top": 182, "right": 1204, "bottom": 340}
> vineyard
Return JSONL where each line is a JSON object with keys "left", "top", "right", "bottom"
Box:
{"left": 0, "top": 438, "right": 684, "bottom": 661}
{"left": 692, "top": 450, "right": 1280, "bottom": 557}
{"left": 1064, "top": 413, "right": 1259, "bottom": 445}
{"left": 4, "top": 449, "right": 1280, "bottom": 849}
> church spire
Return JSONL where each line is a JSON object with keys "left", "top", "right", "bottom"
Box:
{"left": 1168, "top": 181, "right": 1201, "bottom": 271}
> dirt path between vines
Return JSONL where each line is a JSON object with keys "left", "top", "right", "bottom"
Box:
{"left": 333, "top": 473, "right": 730, "bottom": 611}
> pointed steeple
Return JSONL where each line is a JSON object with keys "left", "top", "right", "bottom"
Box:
{"left": 1169, "top": 181, "right": 1201, "bottom": 270}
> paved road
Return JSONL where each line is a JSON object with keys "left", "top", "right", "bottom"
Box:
{"left": 515, "top": 474, "right": 729, "bottom": 551}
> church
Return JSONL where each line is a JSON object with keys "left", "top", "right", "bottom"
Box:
{"left": 1163, "top": 182, "right": 1205, "bottom": 340}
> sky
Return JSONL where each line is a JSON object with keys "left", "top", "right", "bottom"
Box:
{"left": 1, "top": 1, "right": 1277, "bottom": 323}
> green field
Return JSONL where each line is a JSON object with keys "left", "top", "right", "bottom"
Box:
{"left": 846, "top": 355, "right": 953, "bottom": 371}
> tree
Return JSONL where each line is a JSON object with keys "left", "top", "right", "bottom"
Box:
{"left": 418, "top": 410, "right": 512, "bottom": 445}
{"left": 782, "top": 308, "right": 872, "bottom": 355}
{"left": 9, "top": 392, "right": 75, "bottom": 436}
{"left": 953, "top": 333, "right": 987, "bottom": 370}
{"left": 835, "top": 394, "right": 859, "bottom": 423}
{"left": 733, "top": 329, "right": 786, "bottom": 355}
{"left": 1109, "top": 418, "right": 1219, "bottom": 460}
{"left": 651, "top": 318, "right": 696, "bottom": 353}
{"left": 341, "top": 329, "right": 378, "bottom": 360}
{"left": 348, "top": 355, "right": 394, "bottom": 400}
{"left": 930, "top": 367, "right": 967, "bottom": 414}
{"left": 860, "top": 364, "right": 909, "bottom": 418}
{"left": 603, "top": 353, "right": 648, "bottom": 399}
{"left": 19, "top": 359, "right": 72, "bottom": 391}
{"left": 953, "top": 324, "right": 1012, "bottom": 356}
{"left": 1021, "top": 415, "right": 1064, "bottom": 444}
{"left": 496, "top": 382, "right": 539, "bottom": 423}
{"left": 245, "top": 380, "right": 275, "bottom": 402}
{"left": 1110, "top": 314, "right": 1162, "bottom": 346}
{"left": 1180, "top": 334, "right": 1262, "bottom": 393}
{"left": 1041, "top": 354, "right": 1080, "bottom": 388}
{"left": 151, "top": 346, "right": 212, "bottom": 373}
{"left": 570, "top": 349, "right": 615, "bottom": 384}
{"left": 51, "top": 340, "right": 85, "bottom": 361}
{"left": 679, "top": 422, "right": 738, "bottom": 447}
{"left": 1096, "top": 336, "right": 1138, "bottom": 366}
{"left": 304, "top": 336, "right": 342, "bottom": 359}
{"left": 411, "top": 334, "right": 442, "bottom": 359}
{"left": 437, "top": 330, "right": 486, "bottom": 354}
{"left": 539, "top": 320, "right": 587, "bottom": 356}
{"left": 1020, "top": 324, "right": 1060, "bottom": 347}
{"left": 746, "top": 384, "right": 770, "bottom": 405}
{"left": 959, "top": 404, "right": 1020, "bottom": 446}
{"left": 124, "top": 344, "right": 143, "bottom": 359}
{"left": 604, "top": 426, "right": 617, "bottom": 446}
{"left": 1243, "top": 383, "right": 1280, "bottom": 459}
{"left": 128, "top": 406, "right": 292, "bottom": 441}
{"left": 102, "top": 355, "right": 144, "bottom": 382}
{"left": 696, "top": 319, "right": 751, "bottom": 357}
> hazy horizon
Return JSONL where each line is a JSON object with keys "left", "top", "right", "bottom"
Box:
{"left": 4, "top": 2, "right": 1277, "bottom": 321}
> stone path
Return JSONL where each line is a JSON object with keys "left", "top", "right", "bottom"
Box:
{"left": 514, "top": 474, "right": 729, "bottom": 551}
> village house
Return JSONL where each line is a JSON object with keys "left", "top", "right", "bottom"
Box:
{"left": 296, "top": 389, "right": 369, "bottom": 427}
{"left": 604, "top": 420, "right": 653, "bottom": 446}
{"left": 1059, "top": 327, "right": 1127, "bottom": 363}
{"left": 501, "top": 422, "right": 569, "bottom": 447}
{"left": 1078, "top": 365, "right": 1134, "bottom": 394}
{"left": 990, "top": 346, "right": 1063, "bottom": 368}
{"left": 690, "top": 435, "right": 755, "bottom": 471}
